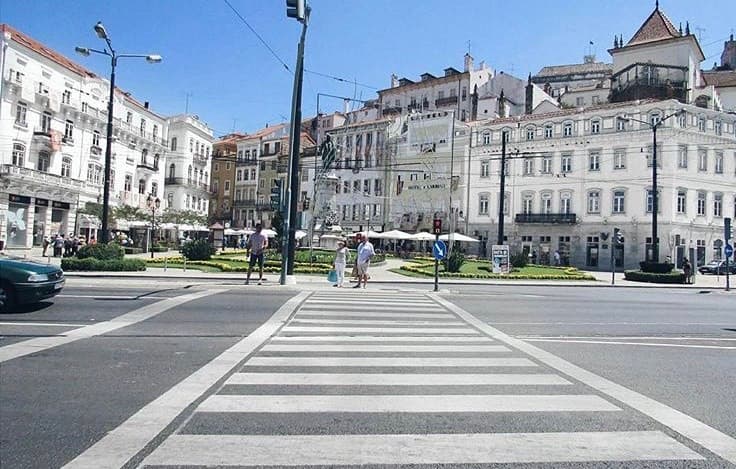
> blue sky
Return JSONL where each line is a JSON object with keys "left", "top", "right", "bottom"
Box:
{"left": 1, "top": 0, "right": 733, "bottom": 137}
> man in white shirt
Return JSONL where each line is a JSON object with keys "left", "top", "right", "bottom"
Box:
{"left": 353, "top": 233, "right": 375, "bottom": 289}
{"left": 246, "top": 223, "right": 269, "bottom": 285}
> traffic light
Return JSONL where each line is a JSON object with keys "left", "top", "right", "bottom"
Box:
{"left": 613, "top": 227, "right": 624, "bottom": 245}
{"left": 432, "top": 218, "right": 442, "bottom": 235}
{"left": 286, "top": 0, "right": 305, "bottom": 21}
{"left": 270, "top": 180, "right": 283, "bottom": 212}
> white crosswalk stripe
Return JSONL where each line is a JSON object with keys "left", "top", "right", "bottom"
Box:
{"left": 141, "top": 291, "right": 710, "bottom": 467}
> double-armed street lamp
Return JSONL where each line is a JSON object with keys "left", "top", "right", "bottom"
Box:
{"left": 146, "top": 193, "right": 161, "bottom": 259}
{"left": 76, "top": 22, "right": 161, "bottom": 244}
{"left": 617, "top": 109, "right": 684, "bottom": 263}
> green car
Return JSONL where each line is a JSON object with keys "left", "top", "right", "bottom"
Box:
{"left": 0, "top": 254, "right": 65, "bottom": 311}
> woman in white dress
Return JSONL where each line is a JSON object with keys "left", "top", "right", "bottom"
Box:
{"left": 333, "top": 241, "right": 349, "bottom": 287}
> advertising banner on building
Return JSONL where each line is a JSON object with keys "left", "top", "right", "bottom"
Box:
{"left": 492, "top": 244, "right": 510, "bottom": 274}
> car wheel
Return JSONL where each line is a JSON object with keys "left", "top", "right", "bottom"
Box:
{"left": 0, "top": 281, "right": 15, "bottom": 312}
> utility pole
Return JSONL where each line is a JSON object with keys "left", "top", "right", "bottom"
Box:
{"left": 651, "top": 124, "right": 659, "bottom": 262}
{"left": 497, "top": 130, "right": 507, "bottom": 245}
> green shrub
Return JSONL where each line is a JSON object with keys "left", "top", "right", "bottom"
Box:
{"left": 181, "top": 239, "right": 215, "bottom": 260}
{"left": 151, "top": 245, "right": 169, "bottom": 252}
{"left": 445, "top": 250, "right": 465, "bottom": 273}
{"left": 624, "top": 270, "right": 685, "bottom": 284}
{"left": 123, "top": 247, "right": 144, "bottom": 255}
{"left": 510, "top": 252, "right": 528, "bottom": 268}
{"left": 639, "top": 262, "right": 674, "bottom": 273}
{"left": 62, "top": 257, "right": 146, "bottom": 271}
{"left": 76, "top": 243, "right": 124, "bottom": 260}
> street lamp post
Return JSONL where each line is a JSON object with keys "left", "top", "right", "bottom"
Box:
{"left": 618, "top": 109, "right": 684, "bottom": 263}
{"left": 146, "top": 193, "right": 161, "bottom": 259}
{"left": 76, "top": 22, "right": 161, "bottom": 244}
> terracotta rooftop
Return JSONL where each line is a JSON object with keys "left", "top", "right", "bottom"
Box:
{"left": 702, "top": 70, "right": 736, "bottom": 88}
{"left": 627, "top": 5, "right": 680, "bottom": 46}
{"left": 535, "top": 62, "right": 612, "bottom": 78}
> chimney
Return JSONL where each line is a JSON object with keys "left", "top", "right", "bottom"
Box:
{"left": 390, "top": 73, "right": 399, "bottom": 88}
{"left": 464, "top": 53, "right": 474, "bottom": 72}
{"left": 343, "top": 98, "right": 350, "bottom": 114}
{"left": 144, "top": 101, "right": 149, "bottom": 109}
{"left": 722, "top": 34, "right": 736, "bottom": 70}
{"left": 525, "top": 74, "right": 534, "bottom": 115}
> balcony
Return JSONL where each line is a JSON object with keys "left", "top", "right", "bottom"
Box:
{"left": 435, "top": 96, "right": 458, "bottom": 107}
{"left": 90, "top": 145, "right": 103, "bottom": 158}
{"left": 233, "top": 199, "right": 258, "bottom": 208}
{"left": 32, "top": 127, "right": 52, "bottom": 142}
{"left": 165, "top": 177, "right": 209, "bottom": 193}
{"left": 236, "top": 158, "right": 258, "bottom": 166}
{"left": 0, "top": 164, "right": 87, "bottom": 192}
{"left": 193, "top": 153, "right": 208, "bottom": 165}
{"left": 382, "top": 106, "right": 402, "bottom": 115}
{"left": 610, "top": 63, "right": 688, "bottom": 104}
{"left": 515, "top": 213, "right": 577, "bottom": 224}
{"left": 136, "top": 160, "right": 159, "bottom": 173}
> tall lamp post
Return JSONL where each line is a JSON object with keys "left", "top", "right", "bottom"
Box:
{"left": 146, "top": 193, "right": 161, "bottom": 259}
{"left": 617, "top": 109, "right": 684, "bottom": 263}
{"left": 76, "top": 22, "right": 161, "bottom": 244}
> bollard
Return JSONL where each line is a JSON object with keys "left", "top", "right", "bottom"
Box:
{"left": 164, "top": 256, "right": 167, "bottom": 272}
{"left": 183, "top": 256, "right": 187, "bottom": 272}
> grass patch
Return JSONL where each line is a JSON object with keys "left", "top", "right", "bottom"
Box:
{"left": 396, "top": 260, "right": 595, "bottom": 280}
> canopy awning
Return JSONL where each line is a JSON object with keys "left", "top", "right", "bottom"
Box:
{"left": 410, "top": 232, "right": 436, "bottom": 241}
{"left": 375, "top": 229, "right": 411, "bottom": 240}
{"left": 77, "top": 213, "right": 100, "bottom": 229}
{"left": 440, "top": 233, "right": 479, "bottom": 242}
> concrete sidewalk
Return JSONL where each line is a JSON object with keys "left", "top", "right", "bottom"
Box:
{"left": 5, "top": 246, "right": 733, "bottom": 290}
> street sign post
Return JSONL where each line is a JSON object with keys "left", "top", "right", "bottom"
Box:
{"left": 491, "top": 245, "right": 510, "bottom": 274}
{"left": 433, "top": 238, "right": 446, "bottom": 292}
{"left": 726, "top": 218, "right": 732, "bottom": 292}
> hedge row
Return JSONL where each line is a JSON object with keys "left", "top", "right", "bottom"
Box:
{"left": 624, "top": 270, "right": 686, "bottom": 284}
{"left": 145, "top": 258, "right": 331, "bottom": 274}
{"left": 62, "top": 258, "right": 147, "bottom": 271}
{"left": 399, "top": 264, "right": 595, "bottom": 280}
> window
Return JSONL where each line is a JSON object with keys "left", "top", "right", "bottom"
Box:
{"left": 137, "top": 178, "right": 146, "bottom": 194}
{"left": 125, "top": 111, "right": 132, "bottom": 123}
{"left": 37, "top": 151, "right": 50, "bottom": 172}
{"left": 224, "top": 180, "right": 230, "bottom": 193}
{"left": 522, "top": 193, "right": 534, "bottom": 214}
{"left": 714, "top": 193, "right": 723, "bottom": 217}
{"left": 715, "top": 152, "right": 724, "bottom": 174}
{"left": 542, "top": 155, "right": 552, "bottom": 174}
{"left": 124, "top": 174, "right": 132, "bottom": 192}
{"left": 587, "top": 190, "right": 600, "bottom": 213}
{"left": 139, "top": 118, "right": 146, "bottom": 136}
{"left": 478, "top": 193, "right": 489, "bottom": 215}
{"left": 678, "top": 111, "right": 687, "bottom": 128}
{"left": 353, "top": 180, "right": 360, "bottom": 193}
{"left": 61, "top": 157, "right": 72, "bottom": 178}
{"left": 590, "top": 119, "right": 601, "bottom": 134}
{"left": 561, "top": 153, "right": 572, "bottom": 173}
{"left": 236, "top": 169, "right": 242, "bottom": 181}
{"left": 616, "top": 117, "right": 626, "bottom": 131}
{"left": 544, "top": 124, "right": 553, "bottom": 139}
{"left": 646, "top": 189, "right": 660, "bottom": 214}
{"left": 560, "top": 192, "right": 572, "bottom": 214}
{"left": 502, "top": 192, "right": 510, "bottom": 215}
{"left": 612, "top": 190, "right": 625, "bottom": 213}
{"left": 62, "top": 89, "right": 71, "bottom": 104}
{"left": 526, "top": 126, "right": 535, "bottom": 141}
{"left": 190, "top": 138, "right": 194, "bottom": 153}
{"left": 343, "top": 181, "right": 350, "bottom": 194}
{"left": 588, "top": 151, "right": 600, "bottom": 171}
{"left": 153, "top": 124, "right": 159, "bottom": 142}
{"left": 480, "top": 160, "right": 490, "bottom": 178}
{"left": 649, "top": 113, "right": 661, "bottom": 127}
{"left": 87, "top": 163, "right": 102, "bottom": 185}
{"left": 364, "top": 179, "right": 371, "bottom": 194}
{"left": 140, "top": 149, "right": 148, "bottom": 165}
{"left": 523, "top": 158, "right": 534, "bottom": 175}
{"left": 250, "top": 168, "right": 256, "bottom": 179}
{"left": 151, "top": 182, "right": 158, "bottom": 197}
{"left": 187, "top": 165, "right": 193, "bottom": 183}
{"left": 186, "top": 195, "right": 191, "bottom": 209}
{"left": 614, "top": 149, "right": 626, "bottom": 169}
{"left": 91, "top": 130, "right": 100, "bottom": 147}
{"left": 64, "top": 120, "right": 74, "bottom": 140}
{"left": 374, "top": 179, "right": 382, "bottom": 196}
{"left": 41, "top": 111, "right": 52, "bottom": 133}
{"left": 482, "top": 131, "right": 491, "bottom": 145}
{"left": 698, "top": 116, "right": 705, "bottom": 132}
{"left": 697, "top": 191, "right": 706, "bottom": 216}
{"left": 698, "top": 149, "right": 707, "bottom": 171}
{"left": 563, "top": 122, "right": 572, "bottom": 137}
{"left": 461, "top": 86, "right": 467, "bottom": 101}
{"left": 541, "top": 192, "right": 552, "bottom": 214}
{"left": 715, "top": 121, "right": 722, "bottom": 136}
{"left": 15, "top": 101, "right": 27, "bottom": 126}
{"left": 677, "top": 190, "right": 687, "bottom": 214}
{"left": 678, "top": 145, "right": 688, "bottom": 168}
{"left": 12, "top": 143, "right": 25, "bottom": 166}
{"left": 437, "top": 90, "right": 445, "bottom": 100}
{"left": 171, "top": 137, "right": 177, "bottom": 151}
{"left": 576, "top": 97, "right": 584, "bottom": 106}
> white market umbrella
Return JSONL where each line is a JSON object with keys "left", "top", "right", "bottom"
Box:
{"left": 295, "top": 230, "right": 307, "bottom": 240}
{"left": 350, "top": 230, "right": 382, "bottom": 239}
{"left": 377, "top": 229, "right": 411, "bottom": 240}
{"left": 440, "top": 233, "right": 479, "bottom": 242}
{"left": 410, "top": 232, "right": 437, "bottom": 241}
{"left": 260, "top": 228, "right": 278, "bottom": 238}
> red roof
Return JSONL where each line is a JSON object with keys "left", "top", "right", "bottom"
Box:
{"left": 627, "top": 6, "right": 680, "bottom": 46}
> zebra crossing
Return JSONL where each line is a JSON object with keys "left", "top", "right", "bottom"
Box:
{"left": 141, "top": 290, "right": 712, "bottom": 467}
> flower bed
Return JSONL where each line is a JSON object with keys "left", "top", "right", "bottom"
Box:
{"left": 624, "top": 270, "right": 686, "bottom": 284}
{"left": 398, "top": 261, "right": 595, "bottom": 280}
{"left": 62, "top": 258, "right": 147, "bottom": 271}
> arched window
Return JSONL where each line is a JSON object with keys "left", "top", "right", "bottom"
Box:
{"left": 141, "top": 148, "right": 148, "bottom": 164}
{"left": 61, "top": 157, "right": 72, "bottom": 178}
{"left": 169, "top": 163, "right": 176, "bottom": 179}
{"left": 167, "top": 192, "right": 174, "bottom": 208}
{"left": 138, "top": 179, "right": 146, "bottom": 194}
{"left": 170, "top": 137, "right": 177, "bottom": 151}
{"left": 187, "top": 165, "right": 193, "bottom": 183}
{"left": 153, "top": 153, "right": 160, "bottom": 170}
{"left": 37, "top": 151, "right": 50, "bottom": 172}
{"left": 12, "top": 143, "right": 25, "bottom": 166}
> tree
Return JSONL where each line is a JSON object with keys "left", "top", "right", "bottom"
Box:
{"left": 113, "top": 205, "right": 147, "bottom": 222}
{"left": 159, "top": 209, "right": 207, "bottom": 226}
{"left": 78, "top": 202, "right": 114, "bottom": 224}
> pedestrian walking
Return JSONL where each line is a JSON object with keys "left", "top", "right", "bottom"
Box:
{"left": 245, "top": 223, "right": 269, "bottom": 285}
{"left": 353, "top": 233, "right": 375, "bottom": 289}
{"left": 333, "top": 241, "right": 349, "bottom": 287}
{"left": 682, "top": 258, "right": 692, "bottom": 284}
{"left": 553, "top": 250, "right": 561, "bottom": 266}
{"left": 53, "top": 234, "right": 64, "bottom": 257}
{"left": 42, "top": 235, "right": 50, "bottom": 257}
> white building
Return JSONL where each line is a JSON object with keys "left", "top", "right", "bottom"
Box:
{"left": 164, "top": 114, "right": 214, "bottom": 216}
{"left": 0, "top": 24, "right": 169, "bottom": 249}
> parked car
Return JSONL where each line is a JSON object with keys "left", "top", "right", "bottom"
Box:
{"left": 0, "top": 254, "right": 65, "bottom": 311}
{"left": 697, "top": 260, "right": 736, "bottom": 275}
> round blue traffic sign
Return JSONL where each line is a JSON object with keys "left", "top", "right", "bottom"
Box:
{"left": 725, "top": 244, "right": 734, "bottom": 258}
{"left": 433, "top": 240, "right": 447, "bottom": 260}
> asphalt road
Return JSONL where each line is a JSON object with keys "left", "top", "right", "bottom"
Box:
{"left": 1, "top": 281, "right": 735, "bottom": 468}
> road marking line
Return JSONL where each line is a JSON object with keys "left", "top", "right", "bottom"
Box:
{"left": 56, "top": 294, "right": 171, "bottom": 299}
{"left": 61, "top": 291, "right": 311, "bottom": 469}
{"left": 299, "top": 304, "right": 447, "bottom": 312}
{"left": 281, "top": 326, "right": 479, "bottom": 334}
{"left": 306, "top": 300, "right": 437, "bottom": 306}
{"left": 0, "top": 289, "right": 226, "bottom": 364}
{"left": 524, "top": 338, "right": 736, "bottom": 350}
{"left": 296, "top": 311, "right": 456, "bottom": 319}
{"left": 260, "top": 344, "right": 510, "bottom": 353}
{"left": 0, "top": 321, "right": 90, "bottom": 327}
{"left": 430, "top": 293, "right": 736, "bottom": 465}
{"left": 517, "top": 335, "right": 736, "bottom": 341}
{"left": 491, "top": 322, "right": 735, "bottom": 325}
{"left": 198, "top": 394, "right": 620, "bottom": 413}
{"left": 269, "top": 336, "right": 493, "bottom": 343}
{"left": 226, "top": 372, "right": 571, "bottom": 386}
{"left": 244, "top": 356, "right": 536, "bottom": 367}
{"left": 289, "top": 318, "right": 465, "bottom": 326}
{"left": 143, "top": 431, "right": 703, "bottom": 466}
